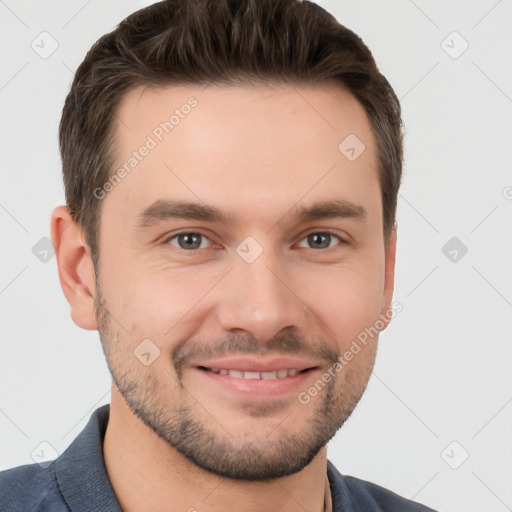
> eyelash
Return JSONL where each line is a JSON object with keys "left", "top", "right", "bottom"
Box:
{"left": 162, "top": 230, "right": 346, "bottom": 252}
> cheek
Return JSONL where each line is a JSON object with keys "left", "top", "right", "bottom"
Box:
{"left": 106, "top": 262, "right": 224, "bottom": 337}
{"left": 297, "top": 258, "right": 385, "bottom": 343}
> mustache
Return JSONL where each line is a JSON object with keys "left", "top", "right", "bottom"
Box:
{"left": 172, "top": 332, "right": 339, "bottom": 380}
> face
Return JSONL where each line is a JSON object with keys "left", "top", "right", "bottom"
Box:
{"left": 92, "top": 83, "right": 395, "bottom": 480}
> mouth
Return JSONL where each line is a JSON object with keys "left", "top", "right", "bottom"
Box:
{"left": 192, "top": 357, "right": 321, "bottom": 397}
{"left": 197, "top": 366, "right": 313, "bottom": 379}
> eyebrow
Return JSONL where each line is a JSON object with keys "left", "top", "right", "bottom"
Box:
{"left": 135, "top": 198, "right": 367, "bottom": 228}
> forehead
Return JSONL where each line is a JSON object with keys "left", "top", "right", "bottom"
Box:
{"left": 105, "top": 82, "right": 381, "bottom": 230}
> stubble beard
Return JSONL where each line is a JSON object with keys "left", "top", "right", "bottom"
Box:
{"left": 94, "top": 282, "right": 374, "bottom": 481}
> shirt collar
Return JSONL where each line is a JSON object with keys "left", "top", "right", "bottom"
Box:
{"left": 55, "top": 404, "right": 122, "bottom": 512}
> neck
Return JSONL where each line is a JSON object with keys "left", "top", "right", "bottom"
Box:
{"left": 103, "top": 387, "right": 328, "bottom": 512}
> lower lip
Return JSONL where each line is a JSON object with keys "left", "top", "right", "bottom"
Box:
{"left": 195, "top": 368, "right": 319, "bottom": 397}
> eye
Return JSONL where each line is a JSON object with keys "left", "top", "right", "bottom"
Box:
{"left": 297, "top": 231, "right": 343, "bottom": 250}
{"left": 163, "top": 230, "right": 345, "bottom": 252}
{"left": 165, "top": 232, "right": 213, "bottom": 251}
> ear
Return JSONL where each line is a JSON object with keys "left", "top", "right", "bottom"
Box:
{"left": 379, "top": 225, "right": 398, "bottom": 331}
{"left": 50, "top": 206, "right": 98, "bottom": 330}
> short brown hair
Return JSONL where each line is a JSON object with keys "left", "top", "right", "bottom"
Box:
{"left": 59, "top": 0, "right": 403, "bottom": 268}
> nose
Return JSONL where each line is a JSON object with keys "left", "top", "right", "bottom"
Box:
{"left": 214, "top": 245, "right": 308, "bottom": 344}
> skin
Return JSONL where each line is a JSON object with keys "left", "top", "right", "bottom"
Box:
{"left": 51, "top": 83, "right": 397, "bottom": 512}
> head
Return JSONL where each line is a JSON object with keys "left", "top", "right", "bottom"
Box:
{"left": 52, "top": 0, "right": 403, "bottom": 481}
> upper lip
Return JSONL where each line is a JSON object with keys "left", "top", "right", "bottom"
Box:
{"left": 195, "top": 357, "right": 319, "bottom": 373}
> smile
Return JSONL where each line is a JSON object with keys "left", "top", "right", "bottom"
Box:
{"left": 198, "top": 367, "right": 308, "bottom": 379}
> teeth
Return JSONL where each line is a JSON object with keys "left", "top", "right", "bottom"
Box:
{"left": 209, "top": 368, "right": 302, "bottom": 379}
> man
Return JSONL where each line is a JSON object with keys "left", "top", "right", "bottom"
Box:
{"left": 0, "top": 0, "right": 437, "bottom": 510}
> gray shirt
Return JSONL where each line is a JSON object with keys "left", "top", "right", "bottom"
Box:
{"left": 0, "top": 404, "right": 437, "bottom": 511}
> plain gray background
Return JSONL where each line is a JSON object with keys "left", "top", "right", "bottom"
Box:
{"left": 1, "top": 1, "right": 511, "bottom": 510}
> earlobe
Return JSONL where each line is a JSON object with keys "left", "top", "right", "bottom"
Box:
{"left": 50, "top": 206, "right": 99, "bottom": 330}
{"left": 379, "top": 226, "right": 398, "bottom": 331}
